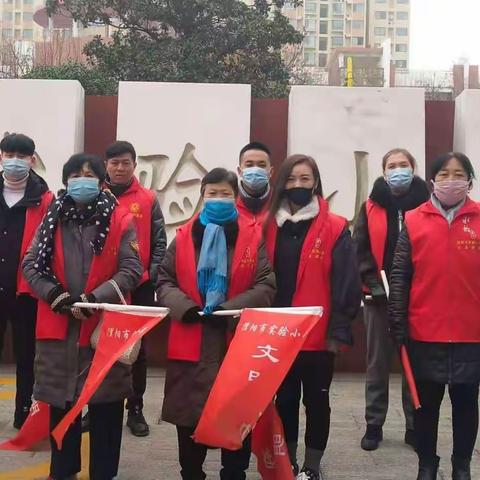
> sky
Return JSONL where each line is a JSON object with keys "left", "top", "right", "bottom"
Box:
{"left": 410, "top": 0, "right": 480, "bottom": 70}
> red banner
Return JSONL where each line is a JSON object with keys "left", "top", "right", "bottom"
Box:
{"left": 52, "top": 309, "right": 167, "bottom": 449}
{"left": 0, "top": 400, "right": 50, "bottom": 451}
{"left": 193, "top": 307, "right": 320, "bottom": 450}
{"left": 252, "top": 402, "right": 294, "bottom": 480}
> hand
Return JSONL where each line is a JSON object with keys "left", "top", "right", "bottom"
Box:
{"left": 182, "top": 307, "right": 202, "bottom": 324}
{"left": 70, "top": 293, "right": 96, "bottom": 321}
{"left": 48, "top": 286, "right": 74, "bottom": 314}
{"left": 367, "top": 283, "right": 387, "bottom": 304}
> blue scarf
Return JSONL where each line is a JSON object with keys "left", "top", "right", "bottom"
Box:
{"left": 197, "top": 199, "right": 238, "bottom": 314}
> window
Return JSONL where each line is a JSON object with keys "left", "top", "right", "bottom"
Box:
{"left": 396, "top": 43, "right": 408, "bottom": 52}
{"left": 331, "top": 36, "right": 343, "bottom": 47}
{"left": 352, "top": 36, "right": 364, "bottom": 46}
{"left": 375, "top": 11, "right": 387, "bottom": 19}
{"left": 319, "top": 37, "right": 328, "bottom": 51}
{"left": 397, "top": 0, "right": 408, "bottom": 3}
{"left": 15, "top": 12, "right": 21, "bottom": 23}
{"left": 3, "top": 0, "right": 13, "bottom": 4}
{"left": 305, "top": 1, "right": 316, "bottom": 13}
{"left": 2, "top": 11, "right": 13, "bottom": 20}
{"left": 396, "top": 11, "right": 408, "bottom": 20}
{"left": 397, "top": 27, "right": 408, "bottom": 36}
{"left": 14, "top": 29, "right": 21, "bottom": 39}
{"left": 305, "top": 18, "right": 316, "bottom": 31}
{"left": 353, "top": 4, "right": 364, "bottom": 13}
{"left": 23, "top": 0, "right": 34, "bottom": 3}
{"left": 332, "top": 2, "right": 344, "bottom": 15}
{"left": 23, "top": 29, "right": 33, "bottom": 39}
{"left": 376, "top": 0, "right": 387, "bottom": 3}
{"left": 304, "top": 35, "right": 316, "bottom": 48}
{"left": 319, "top": 21, "right": 328, "bottom": 34}
{"left": 374, "top": 27, "right": 386, "bottom": 36}
{"left": 318, "top": 54, "right": 328, "bottom": 67}
{"left": 395, "top": 60, "right": 407, "bottom": 68}
{"left": 2, "top": 29, "right": 13, "bottom": 38}
{"left": 352, "top": 20, "right": 364, "bottom": 30}
{"left": 319, "top": 4, "right": 328, "bottom": 18}
{"left": 304, "top": 51, "right": 316, "bottom": 66}
{"left": 23, "top": 12, "right": 33, "bottom": 21}
{"left": 331, "top": 20, "right": 344, "bottom": 31}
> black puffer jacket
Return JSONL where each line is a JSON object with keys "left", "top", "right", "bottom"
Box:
{"left": 388, "top": 228, "right": 480, "bottom": 384}
{"left": 353, "top": 176, "right": 429, "bottom": 294}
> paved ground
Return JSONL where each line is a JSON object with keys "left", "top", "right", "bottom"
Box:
{"left": 0, "top": 366, "right": 479, "bottom": 479}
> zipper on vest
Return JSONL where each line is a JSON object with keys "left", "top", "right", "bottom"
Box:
{"left": 398, "top": 210, "right": 404, "bottom": 232}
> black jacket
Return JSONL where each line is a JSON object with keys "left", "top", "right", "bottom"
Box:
{"left": 0, "top": 171, "right": 50, "bottom": 297}
{"left": 388, "top": 228, "right": 480, "bottom": 384}
{"left": 353, "top": 176, "right": 429, "bottom": 293}
{"left": 273, "top": 219, "right": 362, "bottom": 346}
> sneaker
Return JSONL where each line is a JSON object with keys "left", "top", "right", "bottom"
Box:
{"left": 404, "top": 429, "right": 417, "bottom": 451}
{"left": 126, "top": 407, "right": 150, "bottom": 437}
{"left": 360, "top": 425, "right": 383, "bottom": 451}
{"left": 81, "top": 412, "right": 90, "bottom": 433}
{"left": 297, "top": 467, "right": 322, "bottom": 480}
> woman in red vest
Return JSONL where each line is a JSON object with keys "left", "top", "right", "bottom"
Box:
{"left": 157, "top": 168, "right": 275, "bottom": 480}
{"left": 353, "top": 148, "right": 429, "bottom": 451}
{"left": 23, "top": 154, "right": 143, "bottom": 480}
{"left": 264, "top": 154, "right": 362, "bottom": 480}
{"left": 389, "top": 153, "right": 480, "bottom": 480}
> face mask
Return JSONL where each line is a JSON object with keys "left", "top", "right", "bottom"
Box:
{"left": 200, "top": 198, "right": 238, "bottom": 226}
{"left": 433, "top": 179, "right": 470, "bottom": 208}
{"left": 285, "top": 187, "right": 313, "bottom": 207}
{"left": 67, "top": 177, "right": 100, "bottom": 204}
{"left": 241, "top": 166, "right": 269, "bottom": 194}
{"left": 386, "top": 167, "right": 413, "bottom": 194}
{"left": 2, "top": 157, "right": 31, "bottom": 181}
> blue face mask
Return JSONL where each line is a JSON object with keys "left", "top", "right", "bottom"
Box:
{"left": 67, "top": 177, "right": 100, "bottom": 204}
{"left": 2, "top": 157, "right": 31, "bottom": 181}
{"left": 199, "top": 198, "right": 238, "bottom": 226}
{"left": 386, "top": 167, "right": 413, "bottom": 194}
{"left": 241, "top": 166, "right": 269, "bottom": 193}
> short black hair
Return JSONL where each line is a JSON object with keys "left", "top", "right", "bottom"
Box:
{"left": 105, "top": 141, "right": 136, "bottom": 162}
{"left": 239, "top": 141, "right": 271, "bottom": 162}
{"left": 431, "top": 152, "right": 475, "bottom": 181}
{"left": 201, "top": 168, "right": 239, "bottom": 197}
{"left": 0, "top": 133, "right": 35, "bottom": 156}
{"left": 62, "top": 153, "right": 106, "bottom": 185}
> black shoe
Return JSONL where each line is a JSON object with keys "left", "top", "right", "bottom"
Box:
{"left": 405, "top": 429, "right": 417, "bottom": 451}
{"left": 360, "top": 425, "right": 383, "bottom": 451}
{"left": 127, "top": 407, "right": 150, "bottom": 437}
{"left": 297, "top": 467, "right": 322, "bottom": 480}
{"left": 13, "top": 405, "right": 30, "bottom": 430}
{"left": 416, "top": 455, "right": 439, "bottom": 480}
{"left": 452, "top": 455, "right": 471, "bottom": 480}
{"left": 81, "top": 412, "right": 90, "bottom": 433}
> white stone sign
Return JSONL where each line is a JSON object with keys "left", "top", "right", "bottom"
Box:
{"left": 0, "top": 79, "right": 85, "bottom": 193}
{"left": 117, "top": 81, "right": 251, "bottom": 234}
{"left": 454, "top": 89, "right": 480, "bottom": 201}
{"left": 288, "top": 86, "right": 426, "bottom": 222}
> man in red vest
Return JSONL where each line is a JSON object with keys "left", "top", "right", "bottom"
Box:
{"left": 0, "top": 133, "right": 54, "bottom": 429}
{"left": 100, "top": 140, "right": 166, "bottom": 437}
{"left": 236, "top": 141, "right": 272, "bottom": 226}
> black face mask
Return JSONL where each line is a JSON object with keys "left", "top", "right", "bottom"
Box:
{"left": 285, "top": 187, "right": 313, "bottom": 207}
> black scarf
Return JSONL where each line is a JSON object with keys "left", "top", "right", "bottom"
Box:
{"left": 33, "top": 189, "right": 117, "bottom": 283}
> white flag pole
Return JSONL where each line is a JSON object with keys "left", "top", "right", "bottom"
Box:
{"left": 72, "top": 303, "right": 170, "bottom": 315}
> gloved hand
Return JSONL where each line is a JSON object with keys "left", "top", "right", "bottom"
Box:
{"left": 182, "top": 307, "right": 202, "bottom": 324}
{"left": 70, "top": 293, "right": 96, "bottom": 321}
{"left": 366, "top": 283, "right": 387, "bottom": 304}
{"left": 48, "top": 286, "right": 75, "bottom": 314}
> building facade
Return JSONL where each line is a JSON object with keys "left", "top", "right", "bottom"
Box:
{"left": 0, "top": 0, "right": 44, "bottom": 42}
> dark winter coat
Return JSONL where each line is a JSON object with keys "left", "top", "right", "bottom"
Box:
{"left": 157, "top": 219, "right": 276, "bottom": 427}
{"left": 388, "top": 227, "right": 480, "bottom": 384}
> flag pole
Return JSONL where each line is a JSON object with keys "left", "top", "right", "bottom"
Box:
{"left": 72, "top": 303, "right": 169, "bottom": 315}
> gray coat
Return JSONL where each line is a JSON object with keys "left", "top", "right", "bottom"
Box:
{"left": 23, "top": 212, "right": 143, "bottom": 409}
{"left": 157, "top": 219, "right": 276, "bottom": 427}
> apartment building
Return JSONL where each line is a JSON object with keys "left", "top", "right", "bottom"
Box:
{"left": 0, "top": 0, "right": 44, "bottom": 42}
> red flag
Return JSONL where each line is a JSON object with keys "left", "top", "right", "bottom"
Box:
{"left": 252, "top": 403, "right": 294, "bottom": 480}
{"left": 401, "top": 345, "right": 421, "bottom": 409}
{"left": 52, "top": 309, "right": 167, "bottom": 449}
{"left": 0, "top": 400, "right": 50, "bottom": 451}
{"left": 194, "top": 307, "right": 321, "bottom": 450}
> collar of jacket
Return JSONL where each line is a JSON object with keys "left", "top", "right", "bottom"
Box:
{"left": 369, "top": 175, "right": 430, "bottom": 212}
{"left": 275, "top": 196, "right": 319, "bottom": 227}
{"left": 420, "top": 196, "right": 479, "bottom": 218}
{"left": 192, "top": 217, "right": 239, "bottom": 249}
{"left": 0, "top": 170, "right": 49, "bottom": 208}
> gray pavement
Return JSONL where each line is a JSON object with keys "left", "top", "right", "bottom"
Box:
{"left": 0, "top": 366, "right": 479, "bottom": 479}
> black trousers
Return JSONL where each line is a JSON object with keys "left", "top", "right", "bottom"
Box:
{"left": 0, "top": 293, "right": 36, "bottom": 419}
{"left": 415, "top": 380, "right": 479, "bottom": 460}
{"left": 126, "top": 282, "right": 154, "bottom": 411}
{"left": 176, "top": 426, "right": 251, "bottom": 480}
{"left": 49, "top": 401, "right": 124, "bottom": 480}
{"left": 276, "top": 351, "right": 335, "bottom": 452}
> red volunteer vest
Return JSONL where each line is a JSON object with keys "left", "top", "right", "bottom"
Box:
{"left": 36, "top": 207, "right": 133, "bottom": 346}
{"left": 110, "top": 177, "right": 156, "bottom": 283}
{"left": 365, "top": 199, "right": 387, "bottom": 276}
{"left": 167, "top": 216, "right": 260, "bottom": 362}
{"left": 265, "top": 197, "right": 346, "bottom": 351}
{"left": 17, "top": 190, "right": 55, "bottom": 295}
{"left": 406, "top": 198, "right": 480, "bottom": 343}
{"left": 236, "top": 196, "right": 269, "bottom": 228}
